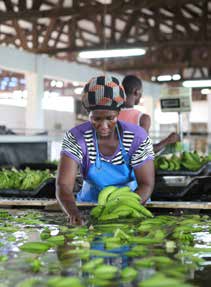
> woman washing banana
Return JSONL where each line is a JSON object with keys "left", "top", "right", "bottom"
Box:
{"left": 56, "top": 75, "right": 155, "bottom": 225}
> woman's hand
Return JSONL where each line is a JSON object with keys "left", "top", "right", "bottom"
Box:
{"left": 166, "top": 132, "right": 180, "bottom": 145}
{"left": 68, "top": 212, "right": 85, "bottom": 226}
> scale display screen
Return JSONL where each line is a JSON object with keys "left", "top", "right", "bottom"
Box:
{"left": 161, "top": 98, "right": 180, "bottom": 109}
{"left": 160, "top": 87, "right": 192, "bottom": 112}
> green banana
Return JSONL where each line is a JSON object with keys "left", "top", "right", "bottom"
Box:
{"left": 112, "top": 209, "right": 132, "bottom": 218}
{"left": 107, "top": 189, "right": 140, "bottom": 202}
{"left": 190, "top": 151, "right": 201, "bottom": 163}
{"left": 93, "top": 265, "right": 118, "bottom": 279}
{"left": 111, "top": 195, "right": 140, "bottom": 205}
{"left": 101, "top": 197, "right": 152, "bottom": 218}
{"left": 99, "top": 199, "right": 120, "bottom": 215}
{"left": 90, "top": 205, "right": 104, "bottom": 219}
{"left": 82, "top": 258, "right": 104, "bottom": 272}
{"left": 168, "top": 160, "right": 175, "bottom": 171}
{"left": 112, "top": 205, "right": 139, "bottom": 217}
{"left": 121, "top": 267, "right": 138, "bottom": 282}
{"left": 137, "top": 204, "right": 154, "bottom": 218}
{"left": 181, "top": 161, "right": 201, "bottom": 171}
{"left": 173, "top": 159, "right": 180, "bottom": 170}
{"left": 97, "top": 186, "right": 118, "bottom": 205}
{"left": 114, "top": 198, "right": 152, "bottom": 218}
{"left": 99, "top": 213, "right": 120, "bottom": 221}
{"left": 20, "top": 242, "right": 50, "bottom": 253}
{"left": 159, "top": 158, "right": 169, "bottom": 170}
{"left": 113, "top": 198, "right": 142, "bottom": 212}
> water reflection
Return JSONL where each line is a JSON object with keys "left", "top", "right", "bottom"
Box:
{"left": 1, "top": 210, "right": 211, "bottom": 286}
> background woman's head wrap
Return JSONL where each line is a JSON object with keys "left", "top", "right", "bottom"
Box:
{"left": 82, "top": 75, "right": 126, "bottom": 111}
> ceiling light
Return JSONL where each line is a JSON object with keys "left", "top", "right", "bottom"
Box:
{"left": 157, "top": 75, "right": 171, "bottom": 82}
{"left": 50, "top": 80, "right": 57, "bottom": 87}
{"left": 183, "top": 80, "right": 211, "bottom": 88}
{"left": 201, "top": 88, "right": 211, "bottom": 95}
{"left": 96, "top": 0, "right": 112, "bottom": 3}
{"left": 78, "top": 48, "right": 146, "bottom": 59}
{"left": 172, "top": 74, "right": 181, "bottom": 80}
{"left": 55, "top": 81, "right": 64, "bottom": 88}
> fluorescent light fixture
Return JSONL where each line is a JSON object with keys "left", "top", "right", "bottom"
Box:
{"left": 55, "top": 81, "right": 63, "bottom": 88}
{"left": 78, "top": 48, "right": 145, "bottom": 59}
{"left": 201, "top": 88, "right": 211, "bottom": 95}
{"left": 50, "top": 80, "right": 57, "bottom": 87}
{"left": 96, "top": 0, "right": 112, "bottom": 4}
{"left": 183, "top": 80, "right": 211, "bottom": 88}
{"left": 172, "top": 74, "right": 181, "bottom": 81}
{"left": 157, "top": 75, "right": 172, "bottom": 82}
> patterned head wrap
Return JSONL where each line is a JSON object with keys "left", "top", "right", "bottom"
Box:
{"left": 82, "top": 75, "right": 126, "bottom": 111}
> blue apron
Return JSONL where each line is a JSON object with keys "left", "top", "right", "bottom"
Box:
{"left": 77, "top": 125, "right": 138, "bottom": 203}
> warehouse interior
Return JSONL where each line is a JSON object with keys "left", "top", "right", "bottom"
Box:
{"left": 0, "top": 0, "right": 211, "bottom": 159}
{"left": 1, "top": 1, "right": 211, "bottom": 287}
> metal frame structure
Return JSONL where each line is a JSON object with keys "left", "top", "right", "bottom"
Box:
{"left": 0, "top": 0, "right": 211, "bottom": 82}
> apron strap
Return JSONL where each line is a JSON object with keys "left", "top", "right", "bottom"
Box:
{"left": 116, "top": 124, "right": 130, "bottom": 165}
{"left": 93, "top": 129, "right": 101, "bottom": 169}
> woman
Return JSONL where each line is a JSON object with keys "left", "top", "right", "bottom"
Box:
{"left": 56, "top": 75, "right": 155, "bottom": 225}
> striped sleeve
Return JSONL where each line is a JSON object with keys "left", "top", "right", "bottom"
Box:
{"left": 61, "top": 131, "right": 83, "bottom": 163}
{"left": 131, "top": 136, "right": 154, "bottom": 167}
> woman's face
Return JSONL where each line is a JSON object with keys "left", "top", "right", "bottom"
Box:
{"left": 90, "top": 110, "right": 119, "bottom": 137}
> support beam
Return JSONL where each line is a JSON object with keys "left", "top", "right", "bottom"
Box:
{"left": 0, "top": 6, "right": 95, "bottom": 22}
{"left": 54, "top": 21, "right": 66, "bottom": 47}
{"left": 25, "top": 70, "right": 44, "bottom": 130}
{"left": 19, "top": 0, "right": 26, "bottom": 11}
{"left": 120, "top": 10, "right": 139, "bottom": 41}
{"left": 40, "top": 0, "right": 64, "bottom": 49}
{"left": 36, "top": 40, "right": 211, "bottom": 55}
{"left": 32, "top": 21, "right": 39, "bottom": 49}
{"left": 0, "top": 0, "right": 200, "bottom": 23}
{"left": 3, "top": 0, "right": 28, "bottom": 49}
{"left": 32, "top": 0, "right": 43, "bottom": 10}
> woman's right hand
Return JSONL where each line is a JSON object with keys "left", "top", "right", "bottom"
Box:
{"left": 68, "top": 212, "right": 84, "bottom": 226}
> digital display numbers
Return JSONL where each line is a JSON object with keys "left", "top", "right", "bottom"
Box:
{"left": 160, "top": 98, "right": 180, "bottom": 109}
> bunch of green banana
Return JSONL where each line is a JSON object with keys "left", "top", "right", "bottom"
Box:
{"left": 0, "top": 168, "right": 54, "bottom": 190}
{"left": 90, "top": 186, "right": 153, "bottom": 222}
{"left": 155, "top": 150, "right": 206, "bottom": 171}
{"left": 180, "top": 151, "right": 203, "bottom": 171}
{"left": 154, "top": 155, "right": 181, "bottom": 171}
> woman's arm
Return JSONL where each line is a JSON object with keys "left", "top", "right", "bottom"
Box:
{"left": 134, "top": 159, "right": 155, "bottom": 205}
{"left": 153, "top": 132, "right": 180, "bottom": 153}
{"left": 56, "top": 154, "right": 83, "bottom": 225}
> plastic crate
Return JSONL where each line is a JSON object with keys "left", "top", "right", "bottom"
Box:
{"left": 0, "top": 178, "right": 56, "bottom": 198}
